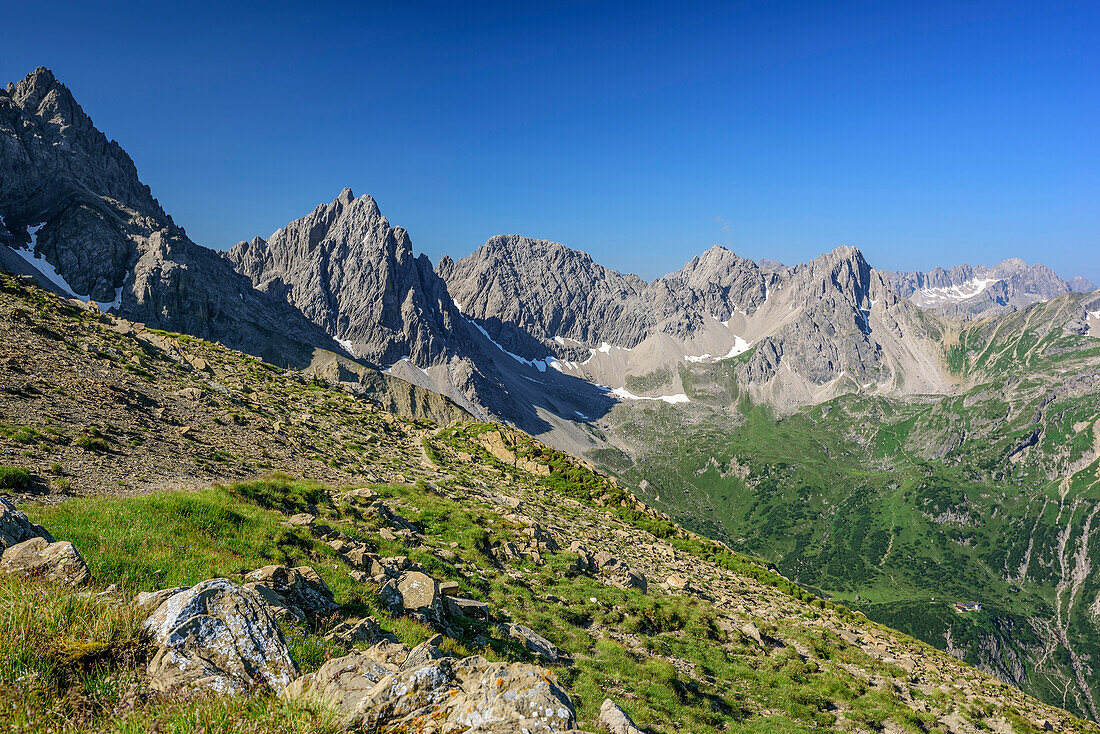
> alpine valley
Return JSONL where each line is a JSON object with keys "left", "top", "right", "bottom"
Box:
{"left": 4, "top": 66, "right": 1100, "bottom": 732}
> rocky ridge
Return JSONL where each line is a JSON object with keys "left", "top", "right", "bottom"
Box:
{"left": 886, "top": 258, "right": 1094, "bottom": 318}
{"left": 0, "top": 67, "right": 344, "bottom": 367}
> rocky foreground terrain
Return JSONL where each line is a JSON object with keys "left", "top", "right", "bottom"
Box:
{"left": 1, "top": 275, "right": 1096, "bottom": 733}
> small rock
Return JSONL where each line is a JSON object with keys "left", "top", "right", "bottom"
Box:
{"left": 600, "top": 698, "right": 644, "bottom": 734}
{"left": 397, "top": 571, "right": 440, "bottom": 619}
{"left": 0, "top": 537, "right": 91, "bottom": 586}
{"left": 324, "top": 617, "right": 382, "bottom": 648}
{"left": 172, "top": 387, "right": 205, "bottom": 401}
{"left": 0, "top": 498, "right": 55, "bottom": 550}
{"left": 504, "top": 622, "right": 560, "bottom": 662}
{"left": 444, "top": 596, "right": 490, "bottom": 620}
{"left": 244, "top": 565, "right": 339, "bottom": 620}
{"left": 439, "top": 580, "right": 460, "bottom": 596}
{"left": 665, "top": 573, "right": 689, "bottom": 591}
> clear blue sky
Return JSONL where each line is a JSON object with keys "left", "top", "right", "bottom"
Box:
{"left": 4, "top": 1, "right": 1098, "bottom": 283}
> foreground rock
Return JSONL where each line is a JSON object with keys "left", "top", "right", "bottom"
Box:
{"left": 0, "top": 497, "right": 54, "bottom": 550}
{"left": 143, "top": 578, "right": 298, "bottom": 695}
{"left": 0, "top": 536, "right": 91, "bottom": 586}
{"left": 285, "top": 637, "right": 577, "bottom": 732}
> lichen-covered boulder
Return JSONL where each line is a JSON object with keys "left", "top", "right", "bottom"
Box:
{"left": 0, "top": 497, "right": 53, "bottom": 550}
{"left": 284, "top": 637, "right": 576, "bottom": 732}
{"left": 143, "top": 578, "right": 298, "bottom": 695}
{"left": 397, "top": 570, "right": 440, "bottom": 618}
{"left": 0, "top": 536, "right": 91, "bottom": 586}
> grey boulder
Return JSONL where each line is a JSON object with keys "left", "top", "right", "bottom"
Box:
{"left": 0, "top": 536, "right": 91, "bottom": 586}
{"left": 143, "top": 578, "right": 298, "bottom": 695}
{"left": 284, "top": 637, "right": 577, "bottom": 732}
{"left": 0, "top": 497, "right": 54, "bottom": 550}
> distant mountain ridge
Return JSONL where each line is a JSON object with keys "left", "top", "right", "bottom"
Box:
{"left": 885, "top": 258, "right": 1094, "bottom": 318}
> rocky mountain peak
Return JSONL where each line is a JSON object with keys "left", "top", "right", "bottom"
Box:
{"left": 1, "top": 67, "right": 340, "bottom": 366}
{"left": 227, "top": 190, "right": 462, "bottom": 367}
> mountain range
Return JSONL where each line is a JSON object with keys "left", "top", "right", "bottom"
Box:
{"left": 5, "top": 66, "right": 1100, "bottom": 719}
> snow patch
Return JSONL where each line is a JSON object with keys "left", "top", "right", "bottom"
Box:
{"left": 610, "top": 387, "right": 689, "bottom": 404}
{"left": 336, "top": 338, "right": 356, "bottom": 354}
{"left": 465, "top": 317, "right": 557, "bottom": 373}
{"left": 684, "top": 335, "right": 752, "bottom": 362}
{"left": 917, "top": 278, "right": 1000, "bottom": 303}
{"left": 12, "top": 225, "right": 127, "bottom": 312}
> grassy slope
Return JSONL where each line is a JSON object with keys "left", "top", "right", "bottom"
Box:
{"left": 607, "top": 293, "right": 1100, "bottom": 717}
{"left": 0, "top": 275, "right": 1095, "bottom": 732}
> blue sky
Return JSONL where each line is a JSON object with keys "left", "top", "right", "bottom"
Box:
{"left": 4, "top": 1, "right": 1098, "bottom": 283}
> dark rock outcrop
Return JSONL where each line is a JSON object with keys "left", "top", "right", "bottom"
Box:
{"left": 0, "top": 67, "right": 340, "bottom": 367}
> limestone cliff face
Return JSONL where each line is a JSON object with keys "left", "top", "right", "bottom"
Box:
{"left": 0, "top": 67, "right": 338, "bottom": 367}
{"left": 227, "top": 189, "right": 469, "bottom": 368}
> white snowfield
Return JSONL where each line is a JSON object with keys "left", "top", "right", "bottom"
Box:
{"left": 13, "top": 224, "right": 124, "bottom": 311}
{"left": 609, "top": 387, "right": 689, "bottom": 404}
{"left": 466, "top": 317, "right": 559, "bottom": 373}
{"left": 917, "top": 278, "right": 1000, "bottom": 304}
{"left": 684, "top": 335, "right": 752, "bottom": 362}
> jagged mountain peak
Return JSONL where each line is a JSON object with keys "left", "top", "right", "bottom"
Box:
{"left": 227, "top": 190, "right": 463, "bottom": 367}
{"left": 1, "top": 66, "right": 340, "bottom": 366}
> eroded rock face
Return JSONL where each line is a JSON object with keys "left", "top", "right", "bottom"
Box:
{"left": 0, "top": 497, "right": 54, "bottom": 550}
{"left": 284, "top": 638, "right": 576, "bottom": 732}
{"left": 143, "top": 578, "right": 298, "bottom": 695}
{"left": 0, "top": 536, "right": 91, "bottom": 586}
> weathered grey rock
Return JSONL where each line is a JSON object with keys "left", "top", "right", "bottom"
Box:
{"left": 143, "top": 578, "right": 298, "bottom": 695}
{"left": 599, "top": 699, "right": 644, "bottom": 734}
{"left": 243, "top": 564, "right": 338, "bottom": 620}
{"left": 504, "top": 622, "right": 561, "bottom": 662}
{"left": 444, "top": 596, "right": 490, "bottom": 620}
{"left": 135, "top": 586, "right": 189, "bottom": 613}
{"left": 0, "top": 497, "right": 53, "bottom": 550}
{"left": 665, "top": 573, "right": 689, "bottom": 591}
{"left": 396, "top": 570, "right": 440, "bottom": 619}
{"left": 324, "top": 617, "right": 382, "bottom": 649}
{"left": 283, "top": 638, "right": 576, "bottom": 732}
{"left": 0, "top": 536, "right": 91, "bottom": 586}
